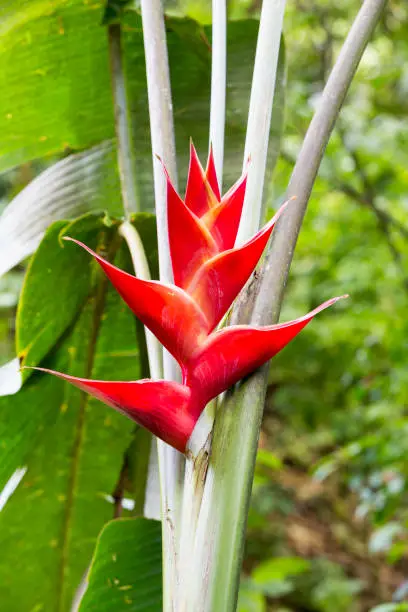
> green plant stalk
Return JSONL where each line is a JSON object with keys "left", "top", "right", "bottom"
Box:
{"left": 189, "top": 1, "right": 387, "bottom": 610}
{"left": 178, "top": 407, "right": 214, "bottom": 610}
{"left": 236, "top": 0, "right": 286, "bottom": 246}
{"left": 181, "top": 0, "right": 287, "bottom": 607}
{"left": 143, "top": 438, "right": 161, "bottom": 519}
{"left": 139, "top": 1, "right": 183, "bottom": 609}
{"left": 209, "top": 0, "right": 226, "bottom": 188}
{"left": 178, "top": 2, "right": 227, "bottom": 598}
{"left": 119, "top": 221, "right": 163, "bottom": 380}
{"left": 108, "top": 24, "right": 140, "bottom": 216}
{"left": 118, "top": 223, "right": 163, "bottom": 520}
{"left": 180, "top": 0, "right": 286, "bottom": 606}
{"left": 118, "top": 223, "right": 162, "bottom": 517}
{"left": 109, "top": 24, "right": 162, "bottom": 522}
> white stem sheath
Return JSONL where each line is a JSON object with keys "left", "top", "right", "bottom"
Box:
{"left": 139, "top": 2, "right": 183, "bottom": 609}
{"left": 119, "top": 221, "right": 162, "bottom": 379}
{"left": 209, "top": 0, "right": 227, "bottom": 189}
{"left": 236, "top": 0, "right": 287, "bottom": 245}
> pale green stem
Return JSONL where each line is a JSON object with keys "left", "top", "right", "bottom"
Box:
{"left": 178, "top": 1, "right": 227, "bottom": 599}
{"left": 178, "top": 431, "right": 212, "bottom": 611}
{"left": 209, "top": 0, "right": 227, "bottom": 188}
{"left": 144, "top": 439, "right": 161, "bottom": 520}
{"left": 181, "top": 1, "right": 287, "bottom": 607}
{"left": 108, "top": 24, "right": 140, "bottom": 216}
{"left": 109, "top": 23, "right": 162, "bottom": 521}
{"left": 118, "top": 222, "right": 162, "bottom": 379}
{"left": 190, "top": 1, "right": 387, "bottom": 611}
{"left": 178, "top": 408, "right": 214, "bottom": 610}
{"left": 139, "top": 1, "right": 183, "bottom": 609}
{"left": 118, "top": 222, "right": 163, "bottom": 522}
{"left": 236, "top": 0, "right": 286, "bottom": 245}
{"left": 255, "top": 0, "right": 388, "bottom": 320}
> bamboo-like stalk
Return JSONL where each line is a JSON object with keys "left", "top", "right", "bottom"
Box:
{"left": 236, "top": 0, "right": 286, "bottom": 245}
{"left": 138, "top": 1, "right": 182, "bottom": 609}
{"left": 190, "top": 1, "right": 387, "bottom": 611}
{"left": 209, "top": 0, "right": 227, "bottom": 188}
{"left": 108, "top": 24, "right": 140, "bottom": 216}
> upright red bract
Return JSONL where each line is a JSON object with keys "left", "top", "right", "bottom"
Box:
{"left": 34, "top": 147, "right": 346, "bottom": 453}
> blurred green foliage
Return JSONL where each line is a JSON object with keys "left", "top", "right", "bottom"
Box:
{"left": 272, "top": 0, "right": 408, "bottom": 545}
{"left": 238, "top": 0, "right": 408, "bottom": 610}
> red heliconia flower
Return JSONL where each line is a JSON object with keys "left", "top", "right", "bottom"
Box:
{"left": 32, "top": 372, "right": 199, "bottom": 452}
{"left": 34, "top": 147, "right": 346, "bottom": 453}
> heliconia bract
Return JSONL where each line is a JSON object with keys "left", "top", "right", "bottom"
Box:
{"left": 33, "top": 145, "right": 346, "bottom": 453}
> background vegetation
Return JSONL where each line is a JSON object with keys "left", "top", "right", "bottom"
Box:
{"left": 1, "top": 0, "right": 407, "bottom": 610}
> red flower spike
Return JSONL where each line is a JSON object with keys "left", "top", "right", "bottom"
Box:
{"left": 166, "top": 175, "right": 218, "bottom": 289}
{"left": 180, "top": 145, "right": 247, "bottom": 250}
{"left": 201, "top": 172, "right": 247, "bottom": 250}
{"left": 205, "top": 145, "right": 221, "bottom": 201}
{"left": 30, "top": 368, "right": 198, "bottom": 452}
{"left": 185, "top": 143, "right": 219, "bottom": 217}
{"left": 63, "top": 238, "right": 210, "bottom": 363}
{"left": 184, "top": 296, "right": 347, "bottom": 404}
{"left": 39, "top": 147, "right": 346, "bottom": 455}
{"left": 185, "top": 204, "right": 288, "bottom": 329}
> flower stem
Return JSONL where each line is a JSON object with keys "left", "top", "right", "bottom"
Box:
{"left": 108, "top": 16, "right": 166, "bottom": 523}
{"left": 178, "top": 3, "right": 227, "bottom": 602}
{"left": 236, "top": 0, "right": 286, "bottom": 245}
{"left": 139, "top": 1, "right": 182, "bottom": 608}
{"left": 190, "top": 1, "right": 387, "bottom": 611}
{"left": 119, "top": 221, "right": 163, "bottom": 379}
{"left": 108, "top": 24, "right": 140, "bottom": 216}
{"left": 109, "top": 23, "right": 162, "bottom": 520}
{"left": 118, "top": 222, "right": 162, "bottom": 521}
{"left": 256, "top": 0, "right": 388, "bottom": 322}
{"left": 209, "top": 0, "right": 227, "bottom": 189}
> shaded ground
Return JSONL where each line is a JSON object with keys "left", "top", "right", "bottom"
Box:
{"left": 243, "top": 418, "right": 406, "bottom": 611}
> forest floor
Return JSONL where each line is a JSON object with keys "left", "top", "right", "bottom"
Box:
{"left": 243, "top": 418, "right": 406, "bottom": 611}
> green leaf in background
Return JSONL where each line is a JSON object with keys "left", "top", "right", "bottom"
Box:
{"left": 126, "top": 428, "right": 153, "bottom": 516}
{"left": 0, "top": 3, "right": 285, "bottom": 212}
{"left": 237, "top": 579, "right": 266, "bottom": 612}
{"left": 0, "top": 142, "right": 123, "bottom": 279}
{"left": 251, "top": 557, "right": 311, "bottom": 598}
{"left": 371, "top": 605, "right": 408, "bottom": 612}
{"left": 79, "top": 518, "right": 162, "bottom": 612}
{"left": 0, "top": 212, "right": 158, "bottom": 611}
{"left": 256, "top": 448, "right": 283, "bottom": 471}
{"left": 16, "top": 213, "right": 114, "bottom": 381}
{"left": 0, "top": 0, "right": 115, "bottom": 170}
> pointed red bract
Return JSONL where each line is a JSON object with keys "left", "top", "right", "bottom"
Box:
{"left": 185, "top": 143, "right": 218, "bottom": 217}
{"left": 184, "top": 297, "right": 346, "bottom": 403}
{"left": 185, "top": 203, "right": 288, "bottom": 329}
{"left": 202, "top": 173, "right": 247, "bottom": 250}
{"left": 205, "top": 145, "right": 221, "bottom": 201}
{"left": 31, "top": 368, "right": 199, "bottom": 452}
{"left": 166, "top": 176, "right": 217, "bottom": 289}
{"left": 64, "top": 238, "right": 210, "bottom": 362}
